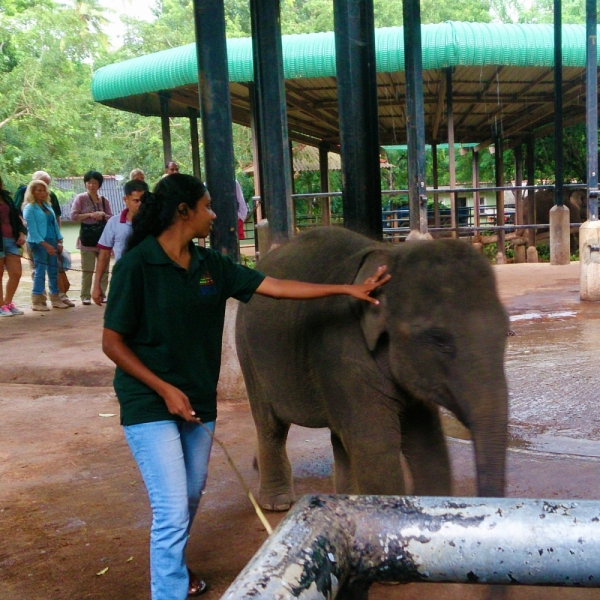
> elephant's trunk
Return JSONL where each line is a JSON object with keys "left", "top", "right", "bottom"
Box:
{"left": 467, "top": 384, "right": 509, "bottom": 498}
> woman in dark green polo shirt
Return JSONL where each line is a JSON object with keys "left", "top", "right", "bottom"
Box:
{"left": 101, "top": 174, "right": 389, "bottom": 600}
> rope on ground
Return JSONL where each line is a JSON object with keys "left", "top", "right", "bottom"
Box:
{"left": 198, "top": 421, "right": 274, "bottom": 535}
{"left": 4, "top": 249, "right": 112, "bottom": 275}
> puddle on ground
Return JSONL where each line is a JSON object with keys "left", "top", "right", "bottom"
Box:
{"left": 509, "top": 310, "right": 577, "bottom": 322}
{"left": 441, "top": 410, "right": 600, "bottom": 459}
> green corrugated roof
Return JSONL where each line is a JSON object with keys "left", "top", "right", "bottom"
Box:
{"left": 92, "top": 21, "right": 600, "bottom": 103}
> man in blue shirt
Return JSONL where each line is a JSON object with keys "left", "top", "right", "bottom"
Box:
{"left": 92, "top": 179, "right": 148, "bottom": 306}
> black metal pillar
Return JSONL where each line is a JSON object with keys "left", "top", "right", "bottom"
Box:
{"left": 192, "top": 0, "right": 239, "bottom": 260}
{"left": 472, "top": 149, "right": 480, "bottom": 232}
{"left": 333, "top": 0, "right": 382, "bottom": 239}
{"left": 248, "top": 83, "right": 264, "bottom": 221}
{"left": 432, "top": 143, "right": 440, "bottom": 228}
{"left": 554, "top": 0, "right": 564, "bottom": 207}
{"left": 319, "top": 145, "right": 331, "bottom": 226}
{"left": 515, "top": 144, "right": 523, "bottom": 227}
{"left": 495, "top": 136, "right": 506, "bottom": 261}
{"left": 446, "top": 68, "right": 457, "bottom": 238}
{"left": 526, "top": 135, "right": 536, "bottom": 248}
{"left": 403, "top": 0, "right": 428, "bottom": 236}
{"left": 188, "top": 107, "right": 202, "bottom": 180}
{"left": 250, "top": 0, "right": 294, "bottom": 246}
{"left": 159, "top": 93, "right": 172, "bottom": 167}
{"left": 586, "top": 0, "right": 598, "bottom": 220}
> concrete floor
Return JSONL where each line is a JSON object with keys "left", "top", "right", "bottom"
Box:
{"left": 2, "top": 258, "right": 600, "bottom": 599}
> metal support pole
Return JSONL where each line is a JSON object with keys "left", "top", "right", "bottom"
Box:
{"left": 580, "top": 0, "right": 600, "bottom": 299}
{"left": 472, "top": 149, "right": 480, "bottom": 235}
{"left": 514, "top": 144, "right": 526, "bottom": 262}
{"left": 223, "top": 495, "right": 600, "bottom": 599}
{"left": 403, "top": 0, "right": 429, "bottom": 238}
{"left": 515, "top": 144, "right": 523, "bottom": 227}
{"left": 188, "top": 107, "right": 202, "bottom": 180}
{"left": 554, "top": 0, "right": 564, "bottom": 208}
{"left": 333, "top": 0, "right": 382, "bottom": 240}
{"left": 586, "top": 0, "right": 598, "bottom": 221}
{"left": 526, "top": 136, "right": 537, "bottom": 250}
{"left": 248, "top": 83, "right": 263, "bottom": 218}
{"left": 319, "top": 145, "right": 331, "bottom": 226}
{"left": 250, "top": 0, "right": 294, "bottom": 246}
{"left": 192, "top": 0, "right": 239, "bottom": 260}
{"left": 432, "top": 142, "right": 440, "bottom": 229}
{"left": 159, "top": 93, "right": 172, "bottom": 167}
{"left": 446, "top": 68, "right": 457, "bottom": 239}
{"left": 495, "top": 136, "right": 506, "bottom": 263}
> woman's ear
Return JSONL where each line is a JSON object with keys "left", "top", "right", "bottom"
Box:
{"left": 177, "top": 204, "right": 189, "bottom": 217}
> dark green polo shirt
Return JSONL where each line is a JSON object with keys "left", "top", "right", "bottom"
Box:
{"left": 104, "top": 235, "right": 265, "bottom": 426}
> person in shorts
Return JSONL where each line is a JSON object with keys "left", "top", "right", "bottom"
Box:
{"left": 0, "top": 176, "right": 26, "bottom": 316}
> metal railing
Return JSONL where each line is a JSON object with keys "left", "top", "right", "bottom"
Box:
{"left": 223, "top": 494, "right": 600, "bottom": 599}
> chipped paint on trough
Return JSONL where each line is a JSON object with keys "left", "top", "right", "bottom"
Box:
{"left": 221, "top": 495, "right": 600, "bottom": 599}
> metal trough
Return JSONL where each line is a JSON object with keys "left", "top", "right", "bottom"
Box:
{"left": 222, "top": 494, "right": 600, "bottom": 599}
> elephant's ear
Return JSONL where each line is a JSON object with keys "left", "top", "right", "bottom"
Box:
{"left": 353, "top": 250, "right": 390, "bottom": 353}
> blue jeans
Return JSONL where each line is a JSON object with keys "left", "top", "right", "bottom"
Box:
{"left": 30, "top": 239, "right": 58, "bottom": 295}
{"left": 124, "top": 420, "right": 215, "bottom": 600}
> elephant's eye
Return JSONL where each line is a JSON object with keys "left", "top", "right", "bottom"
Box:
{"left": 422, "top": 328, "right": 456, "bottom": 357}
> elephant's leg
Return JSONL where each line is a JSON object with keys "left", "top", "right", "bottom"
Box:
{"left": 343, "top": 417, "right": 406, "bottom": 495}
{"left": 331, "top": 432, "right": 357, "bottom": 494}
{"left": 254, "top": 410, "right": 294, "bottom": 511}
{"left": 400, "top": 402, "right": 452, "bottom": 496}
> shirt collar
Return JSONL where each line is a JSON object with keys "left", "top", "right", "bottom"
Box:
{"left": 120, "top": 209, "right": 129, "bottom": 223}
{"left": 139, "top": 235, "right": 206, "bottom": 267}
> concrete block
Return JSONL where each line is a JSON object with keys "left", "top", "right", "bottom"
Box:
{"left": 256, "top": 218, "right": 271, "bottom": 256}
{"left": 406, "top": 229, "right": 433, "bottom": 241}
{"left": 580, "top": 220, "right": 600, "bottom": 301}
{"left": 514, "top": 245, "right": 526, "bottom": 263}
{"left": 549, "top": 205, "right": 571, "bottom": 265}
{"left": 526, "top": 246, "right": 539, "bottom": 263}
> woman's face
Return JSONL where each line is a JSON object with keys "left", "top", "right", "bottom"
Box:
{"left": 189, "top": 193, "right": 216, "bottom": 238}
{"left": 85, "top": 178, "right": 101, "bottom": 195}
{"left": 32, "top": 185, "right": 48, "bottom": 203}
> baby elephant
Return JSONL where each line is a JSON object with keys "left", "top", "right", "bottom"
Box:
{"left": 236, "top": 227, "right": 508, "bottom": 511}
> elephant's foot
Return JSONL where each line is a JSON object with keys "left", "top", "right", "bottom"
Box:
{"left": 259, "top": 492, "right": 294, "bottom": 512}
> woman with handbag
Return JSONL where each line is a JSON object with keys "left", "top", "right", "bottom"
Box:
{"left": 22, "top": 179, "right": 68, "bottom": 310}
{"left": 71, "top": 171, "right": 112, "bottom": 305}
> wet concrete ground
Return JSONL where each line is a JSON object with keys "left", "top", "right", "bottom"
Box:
{"left": 2, "top": 260, "right": 600, "bottom": 598}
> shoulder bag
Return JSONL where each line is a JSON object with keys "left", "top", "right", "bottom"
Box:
{"left": 79, "top": 195, "right": 108, "bottom": 247}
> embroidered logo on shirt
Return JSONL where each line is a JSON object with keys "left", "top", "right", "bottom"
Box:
{"left": 199, "top": 271, "right": 217, "bottom": 295}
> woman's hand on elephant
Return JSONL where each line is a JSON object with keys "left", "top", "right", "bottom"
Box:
{"left": 161, "top": 383, "right": 201, "bottom": 423}
{"left": 351, "top": 265, "right": 391, "bottom": 304}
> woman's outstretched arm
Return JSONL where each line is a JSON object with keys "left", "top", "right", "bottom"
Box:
{"left": 255, "top": 265, "right": 390, "bottom": 305}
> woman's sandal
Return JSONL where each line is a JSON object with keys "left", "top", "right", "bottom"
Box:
{"left": 188, "top": 568, "right": 208, "bottom": 597}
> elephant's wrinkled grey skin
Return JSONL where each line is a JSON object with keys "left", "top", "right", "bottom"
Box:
{"left": 236, "top": 227, "right": 509, "bottom": 511}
